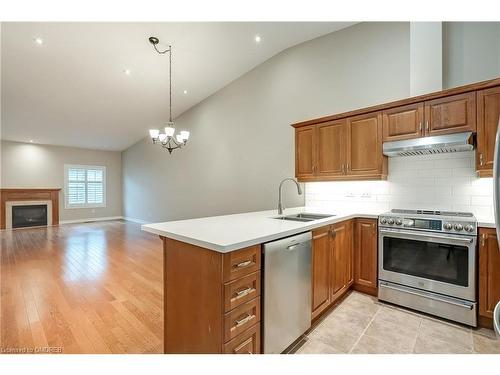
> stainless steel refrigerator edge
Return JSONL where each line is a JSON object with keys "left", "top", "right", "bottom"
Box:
{"left": 263, "top": 232, "right": 312, "bottom": 353}
{"left": 493, "top": 117, "right": 500, "bottom": 337}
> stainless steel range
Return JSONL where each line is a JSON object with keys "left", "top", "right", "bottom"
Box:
{"left": 378, "top": 209, "right": 478, "bottom": 326}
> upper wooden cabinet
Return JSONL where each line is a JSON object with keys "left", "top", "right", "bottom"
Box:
{"left": 382, "top": 103, "right": 424, "bottom": 142}
{"left": 293, "top": 77, "right": 500, "bottom": 180}
{"left": 317, "top": 120, "right": 346, "bottom": 177}
{"left": 294, "top": 113, "right": 386, "bottom": 182}
{"left": 479, "top": 228, "right": 500, "bottom": 328}
{"left": 476, "top": 86, "right": 500, "bottom": 177}
{"left": 346, "top": 112, "right": 385, "bottom": 177}
{"left": 295, "top": 125, "right": 315, "bottom": 179}
{"left": 424, "top": 92, "right": 476, "bottom": 136}
{"left": 382, "top": 93, "right": 476, "bottom": 141}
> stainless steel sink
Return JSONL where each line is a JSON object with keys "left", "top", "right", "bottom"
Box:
{"left": 273, "top": 212, "right": 335, "bottom": 222}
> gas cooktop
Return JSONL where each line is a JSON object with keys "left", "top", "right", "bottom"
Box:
{"left": 379, "top": 209, "right": 477, "bottom": 235}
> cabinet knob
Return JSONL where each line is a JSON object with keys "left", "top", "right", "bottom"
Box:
{"left": 481, "top": 234, "right": 486, "bottom": 247}
{"left": 479, "top": 153, "right": 484, "bottom": 166}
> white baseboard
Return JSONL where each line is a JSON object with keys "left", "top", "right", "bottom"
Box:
{"left": 122, "top": 216, "right": 149, "bottom": 224}
{"left": 59, "top": 216, "right": 124, "bottom": 224}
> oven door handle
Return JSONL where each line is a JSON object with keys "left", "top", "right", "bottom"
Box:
{"left": 380, "top": 282, "right": 474, "bottom": 310}
{"left": 379, "top": 229, "right": 474, "bottom": 245}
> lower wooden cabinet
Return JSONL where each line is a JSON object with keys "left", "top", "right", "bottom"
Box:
{"left": 163, "top": 238, "right": 262, "bottom": 353}
{"left": 311, "top": 220, "right": 353, "bottom": 320}
{"left": 224, "top": 324, "right": 260, "bottom": 354}
{"left": 311, "top": 226, "right": 332, "bottom": 320}
{"left": 353, "top": 218, "right": 378, "bottom": 296}
{"left": 479, "top": 227, "right": 500, "bottom": 328}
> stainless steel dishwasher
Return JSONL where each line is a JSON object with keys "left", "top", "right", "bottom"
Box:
{"left": 263, "top": 231, "right": 312, "bottom": 353}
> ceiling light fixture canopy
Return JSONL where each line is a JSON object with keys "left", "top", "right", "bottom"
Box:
{"left": 147, "top": 36, "right": 190, "bottom": 154}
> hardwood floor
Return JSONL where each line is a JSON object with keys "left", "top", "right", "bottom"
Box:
{"left": 0, "top": 220, "right": 163, "bottom": 354}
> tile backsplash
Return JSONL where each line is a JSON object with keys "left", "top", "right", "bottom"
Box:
{"left": 305, "top": 151, "right": 494, "bottom": 219}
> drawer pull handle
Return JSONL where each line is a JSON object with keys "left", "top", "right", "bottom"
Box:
{"left": 234, "top": 260, "right": 252, "bottom": 268}
{"left": 234, "top": 337, "right": 253, "bottom": 353}
{"left": 234, "top": 314, "right": 254, "bottom": 327}
{"left": 234, "top": 287, "right": 254, "bottom": 299}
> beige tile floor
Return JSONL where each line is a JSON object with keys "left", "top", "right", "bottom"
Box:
{"left": 295, "top": 291, "right": 500, "bottom": 354}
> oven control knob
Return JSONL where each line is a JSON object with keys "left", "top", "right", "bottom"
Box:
{"left": 464, "top": 224, "right": 474, "bottom": 232}
{"left": 444, "top": 223, "right": 453, "bottom": 230}
{"left": 387, "top": 218, "right": 395, "bottom": 225}
{"left": 380, "top": 218, "right": 387, "bottom": 224}
{"left": 395, "top": 219, "right": 403, "bottom": 226}
{"left": 454, "top": 223, "right": 464, "bottom": 231}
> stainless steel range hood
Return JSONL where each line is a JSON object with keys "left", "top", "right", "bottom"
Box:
{"left": 383, "top": 132, "right": 474, "bottom": 157}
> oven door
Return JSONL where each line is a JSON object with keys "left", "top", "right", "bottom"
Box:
{"left": 379, "top": 228, "right": 476, "bottom": 301}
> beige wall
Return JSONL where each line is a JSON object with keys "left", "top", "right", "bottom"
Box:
{"left": 443, "top": 22, "right": 500, "bottom": 88}
{"left": 122, "top": 22, "right": 412, "bottom": 223}
{"left": 1, "top": 140, "right": 122, "bottom": 222}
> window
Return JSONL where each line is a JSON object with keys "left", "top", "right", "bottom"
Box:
{"left": 64, "top": 165, "right": 106, "bottom": 208}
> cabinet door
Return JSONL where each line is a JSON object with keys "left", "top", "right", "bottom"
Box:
{"left": 295, "top": 125, "right": 316, "bottom": 179}
{"left": 317, "top": 120, "right": 346, "bottom": 177}
{"left": 311, "top": 226, "right": 331, "bottom": 320}
{"left": 331, "top": 222, "right": 349, "bottom": 301}
{"left": 382, "top": 102, "right": 424, "bottom": 141}
{"left": 344, "top": 220, "right": 354, "bottom": 287}
{"left": 479, "top": 228, "right": 500, "bottom": 321}
{"left": 476, "top": 87, "right": 500, "bottom": 177}
{"left": 353, "top": 219, "right": 378, "bottom": 295}
{"left": 424, "top": 92, "right": 476, "bottom": 136}
{"left": 346, "top": 112, "right": 385, "bottom": 177}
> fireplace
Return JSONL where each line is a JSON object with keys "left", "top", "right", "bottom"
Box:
{"left": 1, "top": 188, "right": 60, "bottom": 229}
{"left": 12, "top": 204, "right": 48, "bottom": 228}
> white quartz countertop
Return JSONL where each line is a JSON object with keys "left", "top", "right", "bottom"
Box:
{"left": 141, "top": 206, "right": 383, "bottom": 253}
{"left": 477, "top": 215, "right": 496, "bottom": 229}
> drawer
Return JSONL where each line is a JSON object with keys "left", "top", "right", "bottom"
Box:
{"left": 224, "top": 298, "right": 261, "bottom": 342}
{"left": 223, "top": 245, "right": 261, "bottom": 282}
{"left": 224, "top": 323, "right": 260, "bottom": 354}
{"left": 224, "top": 271, "right": 261, "bottom": 313}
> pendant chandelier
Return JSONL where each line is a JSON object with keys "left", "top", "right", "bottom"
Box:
{"left": 148, "top": 36, "right": 190, "bottom": 154}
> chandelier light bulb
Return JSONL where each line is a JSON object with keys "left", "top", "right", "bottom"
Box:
{"left": 176, "top": 134, "right": 184, "bottom": 143}
{"left": 164, "top": 126, "right": 175, "bottom": 137}
{"left": 180, "top": 131, "right": 190, "bottom": 140}
{"left": 158, "top": 133, "right": 167, "bottom": 143}
{"left": 149, "top": 129, "right": 160, "bottom": 139}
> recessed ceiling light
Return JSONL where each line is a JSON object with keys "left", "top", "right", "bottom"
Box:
{"left": 29, "top": 140, "right": 34, "bottom": 143}
{"left": 34, "top": 37, "right": 43, "bottom": 45}
{"left": 254, "top": 35, "right": 262, "bottom": 43}
{"left": 183, "top": 90, "right": 188, "bottom": 95}
{"left": 124, "top": 69, "right": 131, "bottom": 75}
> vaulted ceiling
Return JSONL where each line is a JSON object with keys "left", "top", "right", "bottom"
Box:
{"left": 1, "top": 22, "right": 355, "bottom": 150}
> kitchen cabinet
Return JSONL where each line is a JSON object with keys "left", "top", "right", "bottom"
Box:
{"left": 424, "top": 92, "right": 476, "bottom": 136}
{"left": 346, "top": 111, "right": 386, "bottom": 178}
{"left": 382, "top": 93, "right": 476, "bottom": 141}
{"left": 479, "top": 228, "right": 500, "bottom": 329}
{"left": 311, "top": 226, "right": 332, "bottom": 320}
{"left": 295, "top": 125, "right": 315, "bottom": 179}
{"left": 294, "top": 78, "right": 500, "bottom": 180}
{"left": 353, "top": 218, "right": 378, "bottom": 296}
{"left": 311, "top": 220, "right": 353, "bottom": 320}
{"left": 382, "top": 103, "right": 424, "bottom": 141}
{"left": 317, "top": 119, "right": 346, "bottom": 177}
{"left": 476, "top": 86, "right": 500, "bottom": 177}
{"left": 163, "top": 238, "right": 261, "bottom": 353}
{"left": 294, "top": 114, "right": 386, "bottom": 182}
{"left": 331, "top": 220, "right": 354, "bottom": 300}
